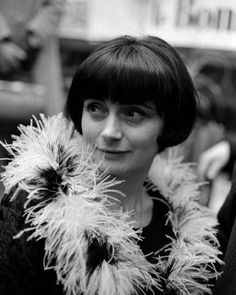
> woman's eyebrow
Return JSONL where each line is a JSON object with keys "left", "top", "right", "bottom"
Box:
{"left": 121, "top": 102, "right": 154, "bottom": 108}
{"left": 127, "top": 103, "right": 156, "bottom": 111}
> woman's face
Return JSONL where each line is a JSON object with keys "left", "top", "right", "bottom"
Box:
{"left": 81, "top": 99, "right": 163, "bottom": 178}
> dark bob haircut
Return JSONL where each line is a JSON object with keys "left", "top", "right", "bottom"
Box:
{"left": 65, "top": 35, "right": 198, "bottom": 152}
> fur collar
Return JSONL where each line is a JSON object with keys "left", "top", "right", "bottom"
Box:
{"left": 1, "top": 114, "right": 222, "bottom": 295}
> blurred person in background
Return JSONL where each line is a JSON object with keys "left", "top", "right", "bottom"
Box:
{"left": 0, "top": 0, "right": 65, "bottom": 115}
{"left": 173, "top": 50, "right": 236, "bottom": 209}
{"left": 196, "top": 101, "right": 236, "bottom": 211}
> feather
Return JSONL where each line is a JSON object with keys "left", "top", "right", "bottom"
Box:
{"left": 148, "top": 150, "right": 223, "bottom": 294}
{"left": 1, "top": 113, "right": 161, "bottom": 295}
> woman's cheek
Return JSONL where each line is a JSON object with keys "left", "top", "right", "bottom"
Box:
{"left": 82, "top": 121, "right": 99, "bottom": 145}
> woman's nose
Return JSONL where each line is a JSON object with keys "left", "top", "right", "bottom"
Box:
{"left": 101, "top": 114, "right": 122, "bottom": 140}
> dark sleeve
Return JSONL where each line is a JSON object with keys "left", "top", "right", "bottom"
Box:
{"left": 214, "top": 217, "right": 236, "bottom": 294}
{"left": 213, "top": 163, "right": 236, "bottom": 294}
{"left": 217, "top": 164, "right": 236, "bottom": 254}
{"left": 0, "top": 191, "right": 62, "bottom": 295}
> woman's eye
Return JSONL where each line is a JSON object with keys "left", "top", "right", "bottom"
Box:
{"left": 86, "top": 103, "right": 106, "bottom": 120}
{"left": 124, "top": 109, "right": 144, "bottom": 123}
{"left": 87, "top": 103, "right": 100, "bottom": 113}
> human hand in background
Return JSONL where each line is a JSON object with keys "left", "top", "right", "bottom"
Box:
{"left": 27, "top": 30, "right": 42, "bottom": 49}
{"left": 0, "top": 40, "right": 26, "bottom": 75}
{"left": 197, "top": 140, "right": 230, "bottom": 181}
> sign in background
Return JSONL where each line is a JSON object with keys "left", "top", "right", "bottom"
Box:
{"left": 60, "top": 0, "right": 236, "bottom": 51}
{"left": 145, "top": 0, "right": 236, "bottom": 51}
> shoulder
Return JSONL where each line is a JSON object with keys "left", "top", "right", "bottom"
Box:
{"left": 214, "top": 215, "right": 236, "bottom": 294}
{"left": 0, "top": 189, "right": 63, "bottom": 294}
{"left": 0, "top": 189, "right": 29, "bottom": 262}
{"left": 0, "top": 189, "right": 27, "bottom": 233}
{"left": 0, "top": 190, "right": 42, "bottom": 293}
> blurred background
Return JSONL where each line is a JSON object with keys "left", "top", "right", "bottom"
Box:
{"left": 1, "top": 0, "right": 236, "bottom": 211}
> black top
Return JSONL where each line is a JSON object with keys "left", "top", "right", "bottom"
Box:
{"left": 138, "top": 191, "right": 173, "bottom": 261}
{"left": 137, "top": 191, "right": 174, "bottom": 295}
{"left": 0, "top": 189, "right": 173, "bottom": 295}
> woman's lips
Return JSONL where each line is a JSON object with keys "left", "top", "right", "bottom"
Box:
{"left": 96, "top": 148, "right": 130, "bottom": 154}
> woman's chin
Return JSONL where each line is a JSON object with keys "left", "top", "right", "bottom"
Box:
{"left": 94, "top": 150, "right": 129, "bottom": 178}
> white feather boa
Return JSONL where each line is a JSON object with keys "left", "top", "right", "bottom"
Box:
{"left": 0, "top": 113, "right": 222, "bottom": 295}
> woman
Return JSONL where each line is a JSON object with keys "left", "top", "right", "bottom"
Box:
{"left": 0, "top": 35, "right": 222, "bottom": 295}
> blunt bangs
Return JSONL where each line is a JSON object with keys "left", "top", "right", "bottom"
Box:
{"left": 75, "top": 40, "right": 176, "bottom": 109}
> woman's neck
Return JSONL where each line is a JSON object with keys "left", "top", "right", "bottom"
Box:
{"left": 106, "top": 173, "right": 153, "bottom": 228}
